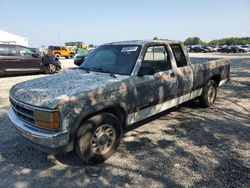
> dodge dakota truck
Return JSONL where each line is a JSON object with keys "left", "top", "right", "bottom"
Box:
{"left": 8, "top": 40, "right": 230, "bottom": 164}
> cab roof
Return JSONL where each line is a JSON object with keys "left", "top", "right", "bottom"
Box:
{"left": 106, "top": 39, "right": 182, "bottom": 46}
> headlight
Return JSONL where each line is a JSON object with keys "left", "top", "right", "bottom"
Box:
{"left": 34, "top": 110, "right": 60, "bottom": 130}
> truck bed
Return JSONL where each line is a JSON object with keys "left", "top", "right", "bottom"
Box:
{"left": 189, "top": 57, "right": 230, "bottom": 89}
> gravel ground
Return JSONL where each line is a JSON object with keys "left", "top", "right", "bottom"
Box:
{"left": 0, "top": 54, "right": 249, "bottom": 188}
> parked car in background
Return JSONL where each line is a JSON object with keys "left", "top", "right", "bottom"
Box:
{"left": 74, "top": 53, "right": 89, "bottom": 66}
{"left": 220, "top": 46, "right": 247, "bottom": 53}
{"left": 220, "top": 46, "right": 232, "bottom": 53}
{"left": 240, "top": 45, "right": 250, "bottom": 52}
{"left": 0, "top": 44, "right": 61, "bottom": 77}
{"left": 48, "top": 46, "right": 75, "bottom": 59}
{"left": 202, "top": 46, "right": 215, "bottom": 52}
{"left": 234, "top": 46, "right": 248, "bottom": 53}
{"left": 74, "top": 49, "right": 95, "bottom": 66}
{"left": 209, "top": 45, "right": 219, "bottom": 52}
{"left": 189, "top": 46, "right": 209, "bottom": 53}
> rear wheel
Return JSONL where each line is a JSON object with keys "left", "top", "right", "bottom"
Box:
{"left": 54, "top": 53, "right": 61, "bottom": 59}
{"left": 76, "top": 113, "right": 122, "bottom": 164}
{"left": 69, "top": 54, "right": 74, "bottom": 59}
{"left": 199, "top": 80, "right": 217, "bottom": 107}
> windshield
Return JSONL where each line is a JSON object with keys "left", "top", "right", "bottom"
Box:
{"left": 80, "top": 44, "right": 141, "bottom": 75}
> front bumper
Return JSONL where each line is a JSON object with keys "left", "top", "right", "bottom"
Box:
{"left": 8, "top": 107, "right": 72, "bottom": 152}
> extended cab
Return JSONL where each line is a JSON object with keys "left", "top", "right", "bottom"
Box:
{"left": 8, "top": 40, "right": 230, "bottom": 164}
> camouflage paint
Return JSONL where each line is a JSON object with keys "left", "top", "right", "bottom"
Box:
{"left": 8, "top": 40, "right": 230, "bottom": 151}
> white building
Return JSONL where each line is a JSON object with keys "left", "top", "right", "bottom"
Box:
{"left": 0, "top": 29, "right": 29, "bottom": 47}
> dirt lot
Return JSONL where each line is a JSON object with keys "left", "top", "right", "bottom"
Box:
{"left": 0, "top": 54, "right": 249, "bottom": 188}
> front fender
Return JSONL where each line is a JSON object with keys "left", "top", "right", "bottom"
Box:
{"left": 67, "top": 100, "right": 128, "bottom": 137}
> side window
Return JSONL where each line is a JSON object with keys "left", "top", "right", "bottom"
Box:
{"left": 54, "top": 47, "right": 60, "bottom": 50}
{"left": 170, "top": 44, "right": 187, "bottom": 67}
{"left": 62, "top": 47, "right": 67, "bottom": 50}
{"left": 8, "top": 46, "right": 17, "bottom": 56}
{"left": 142, "top": 45, "right": 171, "bottom": 73}
{"left": 0, "top": 46, "right": 9, "bottom": 56}
{"left": 20, "top": 47, "right": 34, "bottom": 57}
{"left": 0, "top": 46, "right": 17, "bottom": 56}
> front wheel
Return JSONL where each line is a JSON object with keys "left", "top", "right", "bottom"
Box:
{"left": 45, "top": 64, "right": 56, "bottom": 74}
{"left": 76, "top": 113, "right": 122, "bottom": 164}
{"left": 198, "top": 80, "right": 217, "bottom": 107}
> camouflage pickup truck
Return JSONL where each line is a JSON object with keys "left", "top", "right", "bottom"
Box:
{"left": 8, "top": 40, "right": 230, "bottom": 164}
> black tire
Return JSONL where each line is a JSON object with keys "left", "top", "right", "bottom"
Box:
{"left": 65, "top": 56, "right": 69, "bottom": 59}
{"left": 199, "top": 80, "right": 217, "bottom": 107}
{"left": 76, "top": 113, "right": 122, "bottom": 164}
{"left": 69, "top": 54, "right": 74, "bottom": 59}
{"left": 45, "top": 64, "right": 56, "bottom": 74}
{"left": 54, "top": 53, "right": 61, "bottom": 59}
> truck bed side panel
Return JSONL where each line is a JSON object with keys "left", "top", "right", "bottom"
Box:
{"left": 190, "top": 58, "right": 230, "bottom": 89}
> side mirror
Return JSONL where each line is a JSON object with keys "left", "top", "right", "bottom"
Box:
{"left": 32, "top": 53, "right": 39, "bottom": 58}
{"left": 138, "top": 66, "right": 155, "bottom": 76}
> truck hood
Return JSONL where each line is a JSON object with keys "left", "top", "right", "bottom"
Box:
{"left": 10, "top": 69, "right": 128, "bottom": 109}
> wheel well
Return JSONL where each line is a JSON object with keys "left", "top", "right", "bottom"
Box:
{"left": 76, "top": 105, "right": 127, "bottom": 132}
{"left": 82, "top": 106, "right": 127, "bottom": 128}
{"left": 102, "top": 106, "right": 126, "bottom": 127}
{"left": 210, "top": 75, "right": 221, "bottom": 86}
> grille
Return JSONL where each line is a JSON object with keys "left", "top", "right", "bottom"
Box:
{"left": 10, "top": 97, "right": 35, "bottom": 125}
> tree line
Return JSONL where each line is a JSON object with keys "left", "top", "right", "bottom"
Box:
{"left": 184, "top": 37, "right": 250, "bottom": 46}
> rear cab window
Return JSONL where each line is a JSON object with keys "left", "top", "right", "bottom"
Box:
{"left": 170, "top": 44, "right": 187, "bottom": 68}
{"left": 142, "top": 45, "right": 172, "bottom": 73}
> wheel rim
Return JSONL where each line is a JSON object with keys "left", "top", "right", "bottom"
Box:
{"left": 47, "top": 64, "right": 56, "bottom": 73}
{"left": 208, "top": 85, "right": 216, "bottom": 104}
{"left": 91, "top": 125, "right": 116, "bottom": 155}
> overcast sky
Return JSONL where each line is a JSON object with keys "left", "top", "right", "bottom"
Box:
{"left": 0, "top": 0, "right": 249, "bottom": 47}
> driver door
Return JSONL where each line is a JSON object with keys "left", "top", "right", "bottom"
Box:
{"left": 129, "top": 45, "right": 177, "bottom": 116}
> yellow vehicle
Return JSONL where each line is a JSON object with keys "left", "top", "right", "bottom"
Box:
{"left": 48, "top": 46, "right": 75, "bottom": 59}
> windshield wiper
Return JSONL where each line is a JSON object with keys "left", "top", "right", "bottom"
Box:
{"left": 109, "top": 73, "right": 117, "bottom": 78}
{"left": 79, "top": 67, "right": 90, "bottom": 73}
{"left": 92, "top": 67, "right": 117, "bottom": 78}
{"left": 92, "top": 67, "right": 104, "bottom": 72}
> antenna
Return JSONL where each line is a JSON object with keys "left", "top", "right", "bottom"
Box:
{"left": 58, "top": 30, "right": 61, "bottom": 46}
